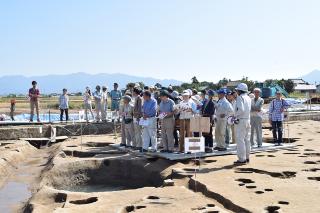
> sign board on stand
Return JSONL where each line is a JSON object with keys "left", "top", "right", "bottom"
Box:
{"left": 185, "top": 137, "right": 205, "bottom": 153}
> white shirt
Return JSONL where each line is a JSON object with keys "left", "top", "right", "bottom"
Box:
{"left": 93, "top": 90, "right": 102, "bottom": 102}
{"left": 102, "top": 91, "right": 108, "bottom": 103}
{"left": 215, "top": 97, "right": 234, "bottom": 120}
{"left": 178, "top": 99, "right": 197, "bottom": 119}
{"left": 235, "top": 94, "right": 251, "bottom": 119}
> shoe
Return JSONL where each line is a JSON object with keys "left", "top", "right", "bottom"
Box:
{"left": 119, "top": 143, "right": 126, "bottom": 147}
{"left": 234, "top": 160, "right": 247, "bottom": 165}
{"left": 257, "top": 145, "right": 262, "bottom": 148}
{"left": 160, "top": 150, "right": 168, "bottom": 153}
{"left": 205, "top": 148, "right": 213, "bottom": 153}
{"left": 140, "top": 148, "right": 148, "bottom": 153}
{"left": 167, "top": 150, "right": 173, "bottom": 153}
{"left": 217, "top": 148, "right": 227, "bottom": 151}
{"left": 246, "top": 159, "right": 250, "bottom": 163}
{"left": 213, "top": 147, "right": 220, "bottom": 150}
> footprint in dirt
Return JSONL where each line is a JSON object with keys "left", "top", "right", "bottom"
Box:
{"left": 307, "top": 177, "right": 320, "bottom": 181}
{"left": 235, "top": 178, "right": 255, "bottom": 184}
{"left": 304, "top": 161, "right": 318, "bottom": 165}
{"left": 265, "top": 205, "right": 281, "bottom": 213}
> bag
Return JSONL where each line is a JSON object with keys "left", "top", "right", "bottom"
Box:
{"left": 124, "top": 118, "right": 133, "bottom": 124}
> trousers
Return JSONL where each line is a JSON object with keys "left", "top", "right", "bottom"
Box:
{"left": 215, "top": 119, "right": 227, "bottom": 148}
{"left": 235, "top": 119, "right": 251, "bottom": 162}
{"left": 250, "top": 116, "right": 263, "bottom": 146}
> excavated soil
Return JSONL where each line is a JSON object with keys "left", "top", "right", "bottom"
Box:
{"left": 0, "top": 120, "right": 319, "bottom": 213}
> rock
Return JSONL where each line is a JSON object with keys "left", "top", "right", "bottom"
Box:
{"left": 163, "top": 179, "right": 174, "bottom": 187}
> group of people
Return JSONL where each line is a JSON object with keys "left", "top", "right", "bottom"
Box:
{"left": 116, "top": 82, "right": 290, "bottom": 164}
{"left": 26, "top": 80, "right": 289, "bottom": 164}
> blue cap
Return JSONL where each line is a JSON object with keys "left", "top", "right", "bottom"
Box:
{"left": 208, "top": 89, "right": 215, "bottom": 96}
{"left": 217, "top": 89, "right": 227, "bottom": 94}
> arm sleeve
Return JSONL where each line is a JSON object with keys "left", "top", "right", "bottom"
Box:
{"left": 236, "top": 97, "right": 245, "bottom": 117}
{"left": 269, "top": 101, "right": 273, "bottom": 119}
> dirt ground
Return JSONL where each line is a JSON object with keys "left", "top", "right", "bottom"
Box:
{"left": 0, "top": 120, "right": 319, "bottom": 213}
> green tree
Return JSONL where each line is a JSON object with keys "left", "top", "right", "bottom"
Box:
{"left": 191, "top": 76, "right": 199, "bottom": 84}
{"left": 283, "top": 79, "right": 294, "bottom": 93}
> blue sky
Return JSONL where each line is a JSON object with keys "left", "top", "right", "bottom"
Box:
{"left": 1, "top": 0, "right": 319, "bottom": 82}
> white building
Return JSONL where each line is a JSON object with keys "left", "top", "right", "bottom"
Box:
{"left": 289, "top": 78, "right": 317, "bottom": 94}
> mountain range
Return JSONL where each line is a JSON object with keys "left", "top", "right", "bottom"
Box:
{"left": 0, "top": 72, "right": 183, "bottom": 95}
{"left": 300, "top": 69, "right": 320, "bottom": 85}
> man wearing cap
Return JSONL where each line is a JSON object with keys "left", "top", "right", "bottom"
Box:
{"left": 234, "top": 83, "right": 252, "bottom": 164}
{"left": 93, "top": 85, "right": 103, "bottom": 122}
{"left": 101, "top": 86, "right": 108, "bottom": 122}
{"left": 269, "top": 91, "right": 290, "bottom": 146}
{"left": 142, "top": 90, "right": 158, "bottom": 152}
{"left": 110, "top": 83, "right": 122, "bottom": 112}
{"left": 121, "top": 95, "right": 135, "bottom": 147}
{"left": 177, "top": 90, "right": 197, "bottom": 152}
{"left": 214, "top": 89, "right": 234, "bottom": 151}
{"left": 159, "top": 90, "right": 175, "bottom": 152}
{"left": 201, "top": 89, "right": 216, "bottom": 152}
{"left": 250, "top": 88, "right": 264, "bottom": 147}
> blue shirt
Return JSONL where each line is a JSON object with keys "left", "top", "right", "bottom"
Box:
{"left": 142, "top": 98, "right": 157, "bottom": 117}
{"left": 269, "top": 99, "right": 290, "bottom": 121}
{"left": 110, "top": 90, "right": 121, "bottom": 101}
{"left": 159, "top": 99, "right": 174, "bottom": 113}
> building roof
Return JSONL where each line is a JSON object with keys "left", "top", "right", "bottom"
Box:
{"left": 289, "top": 78, "right": 307, "bottom": 85}
{"left": 226, "top": 81, "right": 242, "bottom": 87}
{"left": 294, "top": 84, "right": 317, "bottom": 90}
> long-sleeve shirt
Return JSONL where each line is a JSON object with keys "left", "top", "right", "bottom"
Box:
{"left": 201, "top": 99, "right": 215, "bottom": 121}
{"left": 269, "top": 99, "right": 290, "bottom": 121}
{"left": 235, "top": 94, "right": 251, "bottom": 119}
{"left": 215, "top": 97, "right": 234, "bottom": 120}
{"left": 142, "top": 98, "right": 157, "bottom": 118}
{"left": 251, "top": 97, "right": 264, "bottom": 117}
{"left": 133, "top": 95, "right": 143, "bottom": 118}
{"left": 59, "top": 95, "right": 69, "bottom": 109}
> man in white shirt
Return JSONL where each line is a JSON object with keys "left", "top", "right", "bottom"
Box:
{"left": 214, "top": 89, "right": 234, "bottom": 151}
{"left": 101, "top": 86, "right": 108, "bottom": 122}
{"left": 93, "top": 85, "right": 103, "bottom": 122}
{"left": 234, "top": 83, "right": 252, "bottom": 164}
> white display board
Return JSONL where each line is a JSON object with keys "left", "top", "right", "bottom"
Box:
{"left": 184, "top": 137, "right": 205, "bottom": 153}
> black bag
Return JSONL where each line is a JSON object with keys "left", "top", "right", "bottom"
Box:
{"left": 124, "top": 118, "right": 133, "bottom": 124}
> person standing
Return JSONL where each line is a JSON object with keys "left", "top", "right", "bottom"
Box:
{"left": 177, "top": 90, "right": 197, "bottom": 153}
{"left": 59, "top": 88, "right": 69, "bottom": 122}
{"left": 93, "top": 85, "right": 103, "bottom": 122}
{"left": 121, "top": 95, "right": 135, "bottom": 148}
{"left": 201, "top": 90, "right": 216, "bottom": 153}
{"left": 250, "top": 88, "right": 264, "bottom": 147}
{"left": 110, "top": 83, "right": 122, "bottom": 112}
{"left": 214, "top": 89, "right": 233, "bottom": 151}
{"left": 141, "top": 90, "right": 158, "bottom": 152}
{"left": 132, "top": 88, "right": 143, "bottom": 150}
{"left": 83, "top": 87, "right": 94, "bottom": 121}
{"left": 101, "top": 86, "right": 108, "bottom": 122}
{"left": 159, "top": 90, "right": 175, "bottom": 152}
{"left": 226, "top": 91, "right": 237, "bottom": 144}
{"left": 269, "top": 91, "right": 290, "bottom": 146}
{"left": 234, "top": 83, "right": 252, "bottom": 164}
{"left": 28, "top": 81, "right": 40, "bottom": 122}
{"left": 10, "top": 99, "right": 16, "bottom": 121}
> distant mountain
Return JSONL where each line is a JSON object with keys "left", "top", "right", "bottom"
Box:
{"left": 0, "top": 72, "right": 183, "bottom": 95}
{"left": 301, "top": 69, "right": 320, "bottom": 85}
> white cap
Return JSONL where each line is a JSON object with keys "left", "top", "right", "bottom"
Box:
{"left": 182, "top": 90, "right": 191, "bottom": 96}
{"left": 253, "top": 88, "right": 261, "bottom": 93}
{"left": 235, "top": 83, "right": 248, "bottom": 92}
